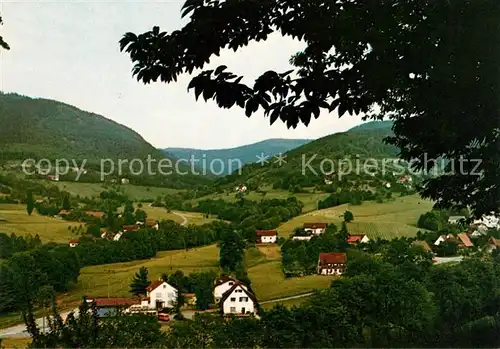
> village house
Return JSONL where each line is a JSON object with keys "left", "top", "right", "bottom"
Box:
{"left": 68, "top": 239, "right": 79, "bottom": 248}
{"left": 448, "top": 216, "right": 466, "bottom": 224}
{"left": 434, "top": 233, "right": 474, "bottom": 248}
{"left": 256, "top": 230, "right": 278, "bottom": 244}
{"left": 121, "top": 178, "right": 130, "bottom": 185}
{"left": 213, "top": 276, "right": 248, "bottom": 304}
{"left": 84, "top": 211, "right": 105, "bottom": 219}
{"left": 140, "top": 279, "right": 177, "bottom": 310}
{"left": 123, "top": 224, "right": 141, "bottom": 232}
{"left": 317, "top": 252, "right": 347, "bottom": 276}
{"left": 47, "top": 174, "right": 59, "bottom": 181}
{"left": 303, "top": 223, "right": 327, "bottom": 235}
{"left": 472, "top": 214, "right": 500, "bottom": 235}
{"left": 488, "top": 237, "right": 500, "bottom": 252}
{"left": 235, "top": 184, "right": 247, "bottom": 193}
{"left": 412, "top": 240, "right": 434, "bottom": 254}
{"left": 144, "top": 219, "right": 160, "bottom": 230}
{"left": 86, "top": 298, "right": 140, "bottom": 318}
{"left": 58, "top": 209, "right": 72, "bottom": 216}
{"left": 220, "top": 281, "right": 257, "bottom": 316}
{"left": 346, "top": 234, "right": 370, "bottom": 245}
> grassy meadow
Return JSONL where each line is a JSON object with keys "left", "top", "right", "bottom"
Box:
{"left": 56, "top": 245, "right": 220, "bottom": 307}
{"left": 277, "top": 194, "right": 434, "bottom": 239}
{"left": 37, "top": 180, "right": 182, "bottom": 200}
{"left": 245, "top": 245, "right": 335, "bottom": 301}
{"left": 0, "top": 204, "right": 83, "bottom": 243}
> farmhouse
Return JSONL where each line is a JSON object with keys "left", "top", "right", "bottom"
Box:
{"left": 303, "top": 223, "right": 327, "bottom": 235}
{"left": 317, "top": 252, "right": 347, "bottom": 276}
{"left": 86, "top": 297, "right": 140, "bottom": 318}
{"left": 84, "top": 211, "right": 105, "bottom": 219}
{"left": 213, "top": 276, "right": 248, "bottom": 303}
{"left": 123, "top": 224, "right": 141, "bottom": 232}
{"left": 256, "top": 230, "right": 277, "bottom": 244}
{"left": 488, "top": 237, "right": 500, "bottom": 252}
{"left": 145, "top": 219, "right": 160, "bottom": 230}
{"left": 412, "top": 240, "right": 434, "bottom": 253}
{"left": 139, "top": 279, "right": 177, "bottom": 309}
{"left": 68, "top": 239, "right": 79, "bottom": 248}
{"left": 434, "top": 233, "right": 473, "bottom": 248}
{"left": 448, "top": 216, "right": 466, "bottom": 224}
{"left": 220, "top": 281, "right": 257, "bottom": 316}
{"left": 346, "top": 234, "right": 370, "bottom": 245}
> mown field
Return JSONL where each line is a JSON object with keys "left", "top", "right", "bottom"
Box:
{"left": 246, "top": 245, "right": 335, "bottom": 301}
{"left": 36, "top": 180, "right": 183, "bottom": 200}
{"left": 0, "top": 204, "right": 83, "bottom": 243}
{"left": 277, "top": 194, "right": 434, "bottom": 239}
{"left": 190, "top": 189, "right": 330, "bottom": 213}
{"left": 56, "top": 245, "right": 220, "bottom": 307}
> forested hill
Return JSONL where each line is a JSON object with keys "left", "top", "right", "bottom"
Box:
{"left": 164, "top": 138, "right": 311, "bottom": 175}
{"left": 0, "top": 92, "right": 168, "bottom": 162}
{"left": 348, "top": 120, "right": 394, "bottom": 132}
{"left": 215, "top": 125, "right": 399, "bottom": 191}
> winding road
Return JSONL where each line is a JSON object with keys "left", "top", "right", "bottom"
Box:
{"left": 171, "top": 211, "right": 188, "bottom": 226}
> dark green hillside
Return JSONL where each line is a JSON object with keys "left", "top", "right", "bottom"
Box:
{"left": 0, "top": 92, "right": 166, "bottom": 161}
{"left": 164, "top": 138, "right": 311, "bottom": 175}
{"left": 0, "top": 92, "right": 210, "bottom": 188}
{"left": 215, "top": 127, "right": 400, "bottom": 191}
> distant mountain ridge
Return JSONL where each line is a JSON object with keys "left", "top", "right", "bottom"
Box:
{"left": 163, "top": 138, "right": 311, "bottom": 175}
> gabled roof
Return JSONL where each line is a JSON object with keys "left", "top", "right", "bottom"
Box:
{"left": 146, "top": 279, "right": 165, "bottom": 292}
{"left": 489, "top": 237, "right": 500, "bottom": 247}
{"left": 123, "top": 224, "right": 140, "bottom": 232}
{"left": 88, "top": 298, "right": 140, "bottom": 307}
{"left": 84, "top": 211, "right": 104, "bottom": 218}
{"left": 303, "top": 223, "right": 327, "bottom": 229}
{"left": 346, "top": 234, "right": 366, "bottom": 243}
{"left": 220, "top": 281, "right": 257, "bottom": 304}
{"left": 457, "top": 233, "right": 474, "bottom": 247}
{"left": 412, "top": 240, "right": 433, "bottom": 252}
{"left": 69, "top": 239, "right": 79, "bottom": 244}
{"left": 256, "top": 230, "right": 277, "bottom": 237}
{"left": 318, "top": 252, "right": 347, "bottom": 264}
{"left": 214, "top": 276, "right": 236, "bottom": 287}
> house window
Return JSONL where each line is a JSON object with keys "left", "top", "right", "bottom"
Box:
{"left": 163, "top": 285, "right": 166, "bottom": 288}
{"left": 239, "top": 297, "right": 244, "bottom": 302}
{"left": 230, "top": 307, "right": 236, "bottom": 313}
{"left": 156, "top": 292, "right": 162, "bottom": 298}
{"left": 229, "top": 282, "right": 234, "bottom": 286}
{"left": 230, "top": 297, "right": 236, "bottom": 302}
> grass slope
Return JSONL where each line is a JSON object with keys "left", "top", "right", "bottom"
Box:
{"left": 0, "top": 204, "right": 82, "bottom": 243}
{"left": 164, "top": 138, "right": 311, "bottom": 175}
{"left": 57, "top": 245, "right": 220, "bottom": 307}
{"left": 277, "top": 194, "right": 434, "bottom": 239}
{"left": 246, "top": 245, "right": 334, "bottom": 301}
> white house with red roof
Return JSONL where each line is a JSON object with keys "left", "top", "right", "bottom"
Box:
{"left": 139, "top": 279, "right": 177, "bottom": 309}
{"left": 317, "top": 252, "right": 347, "bottom": 276}
{"left": 256, "top": 230, "right": 277, "bottom": 244}
{"left": 220, "top": 281, "right": 257, "bottom": 315}
{"left": 346, "top": 234, "right": 370, "bottom": 245}
{"left": 213, "top": 276, "right": 248, "bottom": 304}
{"left": 303, "top": 223, "right": 327, "bottom": 235}
{"left": 434, "top": 233, "right": 474, "bottom": 248}
{"left": 68, "top": 239, "right": 79, "bottom": 248}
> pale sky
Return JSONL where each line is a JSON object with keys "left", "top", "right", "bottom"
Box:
{"left": 0, "top": 0, "right": 364, "bottom": 149}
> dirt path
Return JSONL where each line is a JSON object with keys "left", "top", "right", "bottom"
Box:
{"left": 260, "top": 292, "right": 314, "bottom": 305}
{"left": 171, "top": 211, "right": 188, "bottom": 226}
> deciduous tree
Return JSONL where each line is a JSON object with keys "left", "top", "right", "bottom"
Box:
{"left": 120, "top": 0, "right": 500, "bottom": 217}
